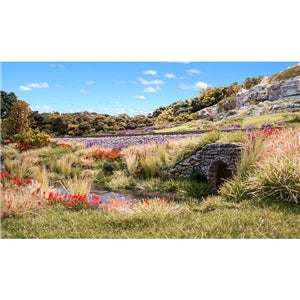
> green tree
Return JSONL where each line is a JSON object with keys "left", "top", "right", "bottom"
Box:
{"left": 2, "top": 100, "right": 32, "bottom": 137}
{"left": 1, "top": 90, "right": 18, "bottom": 118}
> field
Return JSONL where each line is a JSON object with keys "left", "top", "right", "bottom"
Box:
{"left": 1, "top": 128, "right": 299, "bottom": 239}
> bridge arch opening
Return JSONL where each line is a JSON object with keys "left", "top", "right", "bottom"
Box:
{"left": 208, "top": 160, "right": 233, "bottom": 194}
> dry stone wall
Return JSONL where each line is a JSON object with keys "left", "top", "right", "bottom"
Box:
{"left": 170, "top": 143, "right": 245, "bottom": 193}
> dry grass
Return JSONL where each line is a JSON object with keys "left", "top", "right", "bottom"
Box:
{"left": 0, "top": 181, "right": 49, "bottom": 218}
{"left": 62, "top": 171, "right": 92, "bottom": 195}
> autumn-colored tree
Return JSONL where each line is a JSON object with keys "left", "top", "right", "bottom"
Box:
{"left": 2, "top": 100, "right": 32, "bottom": 137}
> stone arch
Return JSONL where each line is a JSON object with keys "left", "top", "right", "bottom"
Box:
{"left": 208, "top": 159, "right": 233, "bottom": 194}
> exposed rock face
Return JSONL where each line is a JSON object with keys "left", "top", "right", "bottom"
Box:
{"left": 169, "top": 143, "right": 245, "bottom": 194}
{"left": 236, "top": 76, "right": 300, "bottom": 108}
{"left": 197, "top": 76, "right": 300, "bottom": 119}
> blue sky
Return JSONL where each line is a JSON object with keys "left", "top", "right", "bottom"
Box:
{"left": 1, "top": 62, "right": 298, "bottom": 116}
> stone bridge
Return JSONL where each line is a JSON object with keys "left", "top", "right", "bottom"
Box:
{"left": 169, "top": 143, "right": 245, "bottom": 194}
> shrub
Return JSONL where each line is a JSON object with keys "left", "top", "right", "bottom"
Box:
{"left": 14, "top": 128, "right": 51, "bottom": 149}
{"left": 102, "top": 161, "right": 115, "bottom": 175}
{"left": 190, "top": 170, "right": 208, "bottom": 183}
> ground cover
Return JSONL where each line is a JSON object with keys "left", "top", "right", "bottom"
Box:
{"left": 1, "top": 128, "right": 299, "bottom": 238}
{"left": 154, "top": 111, "right": 300, "bottom": 133}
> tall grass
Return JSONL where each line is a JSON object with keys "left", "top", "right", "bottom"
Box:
{"left": 28, "top": 164, "right": 49, "bottom": 187}
{"left": 140, "top": 152, "right": 160, "bottom": 178}
{"left": 106, "top": 170, "right": 136, "bottom": 189}
{"left": 248, "top": 154, "right": 300, "bottom": 203}
{"left": 50, "top": 154, "right": 77, "bottom": 177}
{"left": 220, "top": 129, "right": 300, "bottom": 203}
{"left": 3, "top": 156, "right": 39, "bottom": 179}
{"left": 1, "top": 181, "right": 48, "bottom": 218}
{"left": 62, "top": 171, "right": 92, "bottom": 195}
{"left": 236, "top": 133, "right": 265, "bottom": 178}
{"left": 122, "top": 150, "right": 140, "bottom": 176}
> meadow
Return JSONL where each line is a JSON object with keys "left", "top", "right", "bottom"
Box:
{"left": 1, "top": 128, "right": 299, "bottom": 238}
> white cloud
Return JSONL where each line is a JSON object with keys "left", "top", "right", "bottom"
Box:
{"left": 56, "top": 84, "right": 63, "bottom": 88}
{"left": 19, "top": 85, "right": 31, "bottom": 91}
{"left": 80, "top": 89, "right": 89, "bottom": 94}
{"left": 86, "top": 80, "right": 95, "bottom": 85}
{"left": 27, "top": 82, "right": 49, "bottom": 88}
{"left": 143, "top": 70, "right": 158, "bottom": 76}
{"left": 155, "top": 86, "right": 161, "bottom": 91}
{"left": 50, "top": 63, "right": 65, "bottom": 69}
{"left": 138, "top": 77, "right": 164, "bottom": 85}
{"left": 195, "top": 81, "right": 208, "bottom": 89}
{"left": 144, "top": 87, "right": 157, "bottom": 93}
{"left": 179, "top": 81, "right": 209, "bottom": 91}
{"left": 164, "top": 73, "right": 176, "bottom": 78}
{"left": 35, "top": 105, "right": 55, "bottom": 112}
{"left": 187, "top": 69, "right": 201, "bottom": 75}
{"left": 134, "top": 95, "right": 145, "bottom": 99}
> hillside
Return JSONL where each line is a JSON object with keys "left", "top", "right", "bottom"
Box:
{"left": 150, "top": 63, "right": 300, "bottom": 129}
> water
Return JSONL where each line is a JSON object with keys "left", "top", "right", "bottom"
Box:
{"left": 89, "top": 189, "right": 132, "bottom": 204}
{"left": 56, "top": 186, "right": 132, "bottom": 205}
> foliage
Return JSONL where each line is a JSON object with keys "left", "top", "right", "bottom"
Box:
{"left": 86, "top": 149, "right": 121, "bottom": 161}
{"left": 14, "top": 128, "right": 51, "bottom": 149}
{"left": 1, "top": 90, "right": 18, "bottom": 119}
{"left": 190, "top": 169, "right": 208, "bottom": 183}
{"left": 243, "top": 75, "right": 264, "bottom": 89}
{"left": 1, "top": 100, "right": 32, "bottom": 137}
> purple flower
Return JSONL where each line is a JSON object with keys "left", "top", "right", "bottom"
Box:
{"left": 232, "top": 123, "right": 241, "bottom": 129}
{"left": 276, "top": 121, "right": 286, "bottom": 126}
{"left": 205, "top": 115, "right": 214, "bottom": 121}
{"left": 261, "top": 122, "right": 273, "bottom": 129}
{"left": 243, "top": 124, "right": 255, "bottom": 130}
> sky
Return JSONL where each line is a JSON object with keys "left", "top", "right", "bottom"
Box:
{"left": 1, "top": 61, "right": 298, "bottom": 116}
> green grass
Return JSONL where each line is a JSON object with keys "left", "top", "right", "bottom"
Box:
{"left": 268, "top": 64, "right": 300, "bottom": 83}
{"left": 1, "top": 197, "right": 300, "bottom": 238}
{"left": 155, "top": 111, "right": 300, "bottom": 133}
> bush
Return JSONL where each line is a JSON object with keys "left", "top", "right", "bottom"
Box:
{"left": 190, "top": 170, "right": 208, "bottom": 183}
{"left": 102, "top": 161, "right": 116, "bottom": 175}
{"left": 14, "top": 128, "right": 51, "bottom": 149}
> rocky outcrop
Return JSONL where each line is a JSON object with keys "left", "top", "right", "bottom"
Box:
{"left": 236, "top": 76, "right": 300, "bottom": 108}
{"left": 196, "top": 76, "right": 300, "bottom": 119}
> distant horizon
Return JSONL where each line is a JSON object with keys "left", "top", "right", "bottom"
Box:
{"left": 2, "top": 61, "right": 298, "bottom": 116}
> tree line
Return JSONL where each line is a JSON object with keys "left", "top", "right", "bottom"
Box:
{"left": 0, "top": 75, "right": 264, "bottom": 139}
